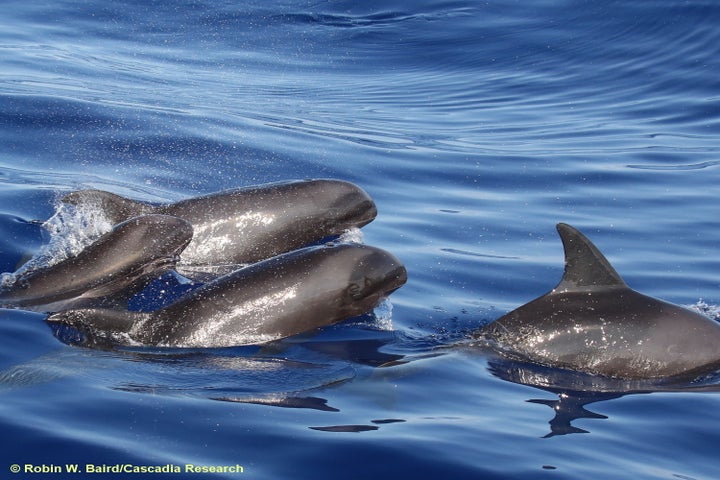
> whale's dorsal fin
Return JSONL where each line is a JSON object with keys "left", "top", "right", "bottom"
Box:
{"left": 61, "top": 190, "right": 153, "bottom": 224}
{"left": 554, "top": 223, "right": 627, "bottom": 291}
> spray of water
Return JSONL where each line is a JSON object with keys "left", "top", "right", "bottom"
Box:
{"left": 2, "top": 196, "right": 114, "bottom": 285}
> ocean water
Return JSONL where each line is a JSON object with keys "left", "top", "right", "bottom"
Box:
{"left": 1, "top": 1, "right": 719, "bottom": 478}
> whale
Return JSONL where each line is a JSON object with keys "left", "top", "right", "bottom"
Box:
{"left": 0, "top": 215, "right": 193, "bottom": 312}
{"left": 47, "top": 243, "right": 407, "bottom": 348}
{"left": 61, "top": 179, "right": 377, "bottom": 266}
{"left": 475, "top": 223, "right": 720, "bottom": 380}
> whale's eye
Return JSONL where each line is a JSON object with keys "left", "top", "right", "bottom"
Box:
{"left": 348, "top": 281, "right": 364, "bottom": 300}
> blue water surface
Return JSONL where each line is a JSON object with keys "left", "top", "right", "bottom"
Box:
{"left": 1, "top": 1, "right": 720, "bottom": 479}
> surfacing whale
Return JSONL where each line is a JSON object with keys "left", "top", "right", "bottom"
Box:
{"left": 48, "top": 243, "right": 407, "bottom": 348}
{"left": 475, "top": 223, "right": 720, "bottom": 380}
{"left": 0, "top": 215, "right": 192, "bottom": 312}
{"left": 61, "top": 179, "right": 377, "bottom": 266}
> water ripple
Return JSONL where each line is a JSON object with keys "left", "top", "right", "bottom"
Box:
{"left": 627, "top": 160, "right": 720, "bottom": 171}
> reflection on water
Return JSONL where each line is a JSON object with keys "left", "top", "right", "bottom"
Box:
{"left": 1, "top": 330, "right": 403, "bottom": 409}
{"left": 215, "top": 395, "right": 340, "bottom": 412}
{"left": 528, "top": 392, "right": 619, "bottom": 438}
{"left": 485, "top": 355, "right": 720, "bottom": 438}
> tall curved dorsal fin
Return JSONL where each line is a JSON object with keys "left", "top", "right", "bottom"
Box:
{"left": 554, "top": 223, "right": 627, "bottom": 291}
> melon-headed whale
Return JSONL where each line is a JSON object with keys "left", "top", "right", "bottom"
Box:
{"left": 475, "top": 223, "right": 720, "bottom": 380}
{"left": 61, "top": 179, "right": 377, "bottom": 266}
{"left": 48, "top": 243, "right": 407, "bottom": 348}
{"left": 0, "top": 215, "right": 192, "bottom": 312}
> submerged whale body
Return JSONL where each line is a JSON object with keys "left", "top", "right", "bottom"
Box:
{"left": 61, "top": 179, "right": 377, "bottom": 266}
{"left": 48, "top": 243, "right": 407, "bottom": 348}
{"left": 0, "top": 215, "right": 192, "bottom": 312}
{"left": 476, "top": 223, "right": 720, "bottom": 380}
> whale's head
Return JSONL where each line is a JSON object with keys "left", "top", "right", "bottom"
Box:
{"left": 307, "top": 179, "right": 378, "bottom": 229}
{"left": 309, "top": 243, "right": 407, "bottom": 318}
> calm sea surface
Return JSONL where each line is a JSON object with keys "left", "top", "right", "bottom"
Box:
{"left": 1, "top": 1, "right": 719, "bottom": 479}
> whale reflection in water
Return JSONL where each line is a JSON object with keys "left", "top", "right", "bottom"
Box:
{"left": 485, "top": 354, "right": 720, "bottom": 438}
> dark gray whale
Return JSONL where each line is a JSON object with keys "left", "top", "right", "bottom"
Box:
{"left": 475, "top": 223, "right": 720, "bottom": 379}
{"left": 61, "top": 179, "right": 377, "bottom": 266}
{"left": 48, "top": 243, "right": 407, "bottom": 348}
{"left": 0, "top": 215, "right": 192, "bottom": 312}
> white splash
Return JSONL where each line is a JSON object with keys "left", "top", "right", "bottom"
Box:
{"left": 372, "top": 298, "right": 395, "bottom": 331}
{"left": 688, "top": 299, "right": 720, "bottom": 321}
{"left": 4, "top": 196, "right": 114, "bottom": 283}
{"left": 337, "top": 227, "right": 364, "bottom": 244}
